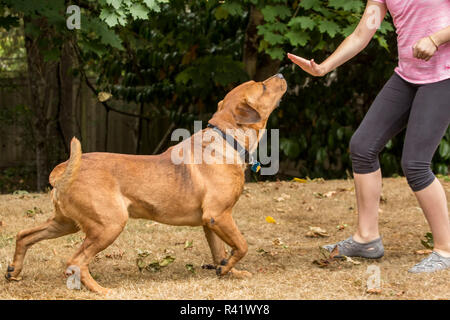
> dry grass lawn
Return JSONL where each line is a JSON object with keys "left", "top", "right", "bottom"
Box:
{"left": 0, "top": 177, "right": 449, "bottom": 300}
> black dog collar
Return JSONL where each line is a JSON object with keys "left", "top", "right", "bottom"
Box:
{"left": 207, "top": 123, "right": 261, "bottom": 172}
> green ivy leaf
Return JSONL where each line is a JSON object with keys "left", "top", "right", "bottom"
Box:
{"left": 329, "top": 0, "right": 364, "bottom": 12}
{"left": 266, "top": 47, "right": 284, "bottom": 60}
{"left": 143, "top": 0, "right": 165, "bottom": 12}
{"left": 285, "top": 31, "right": 310, "bottom": 46}
{"left": 129, "top": 3, "right": 149, "bottom": 20}
{"left": 288, "top": 16, "right": 316, "bottom": 31}
{"left": 375, "top": 35, "right": 389, "bottom": 51}
{"left": 261, "top": 5, "right": 291, "bottom": 23}
{"left": 378, "top": 20, "right": 394, "bottom": 35}
{"left": 318, "top": 20, "right": 340, "bottom": 38}
{"left": 85, "top": 17, "right": 124, "bottom": 50}
{"left": 100, "top": 8, "right": 119, "bottom": 27}
{"left": 299, "top": 0, "right": 321, "bottom": 10}
{"left": 257, "top": 25, "right": 285, "bottom": 45}
{"left": 106, "top": 0, "right": 122, "bottom": 10}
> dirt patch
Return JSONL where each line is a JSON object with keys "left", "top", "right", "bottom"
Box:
{"left": 0, "top": 177, "right": 449, "bottom": 299}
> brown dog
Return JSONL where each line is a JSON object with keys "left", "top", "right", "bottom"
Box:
{"left": 6, "top": 74, "right": 287, "bottom": 294}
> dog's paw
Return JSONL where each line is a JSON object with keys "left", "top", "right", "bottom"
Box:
{"left": 230, "top": 268, "right": 252, "bottom": 279}
{"left": 5, "top": 265, "right": 22, "bottom": 282}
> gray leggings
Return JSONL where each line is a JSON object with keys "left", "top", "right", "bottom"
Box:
{"left": 350, "top": 73, "right": 450, "bottom": 192}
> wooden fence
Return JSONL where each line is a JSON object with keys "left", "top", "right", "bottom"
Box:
{"left": 0, "top": 77, "right": 142, "bottom": 168}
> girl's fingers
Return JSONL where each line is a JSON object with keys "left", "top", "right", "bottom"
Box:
{"left": 288, "top": 53, "right": 311, "bottom": 66}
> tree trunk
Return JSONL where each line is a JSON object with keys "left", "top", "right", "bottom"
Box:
{"left": 243, "top": 5, "right": 281, "bottom": 81}
{"left": 59, "top": 41, "right": 77, "bottom": 151}
{"left": 24, "top": 17, "right": 59, "bottom": 191}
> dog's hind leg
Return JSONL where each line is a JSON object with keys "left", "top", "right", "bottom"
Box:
{"left": 203, "top": 210, "right": 252, "bottom": 278}
{"left": 6, "top": 215, "right": 79, "bottom": 281}
{"left": 65, "top": 218, "right": 126, "bottom": 295}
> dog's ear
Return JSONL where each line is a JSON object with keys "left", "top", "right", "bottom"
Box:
{"left": 217, "top": 100, "right": 224, "bottom": 111}
{"left": 233, "top": 103, "right": 261, "bottom": 124}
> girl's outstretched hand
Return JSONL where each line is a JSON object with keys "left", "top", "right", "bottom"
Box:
{"left": 287, "top": 53, "right": 327, "bottom": 77}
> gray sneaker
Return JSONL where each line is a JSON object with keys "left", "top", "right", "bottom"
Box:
{"left": 408, "top": 252, "right": 450, "bottom": 273}
{"left": 322, "top": 236, "right": 384, "bottom": 259}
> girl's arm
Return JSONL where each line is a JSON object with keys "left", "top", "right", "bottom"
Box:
{"left": 414, "top": 26, "right": 450, "bottom": 61}
{"left": 287, "top": 0, "right": 388, "bottom": 77}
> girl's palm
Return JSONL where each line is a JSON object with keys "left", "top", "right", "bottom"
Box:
{"left": 287, "top": 53, "right": 326, "bottom": 77}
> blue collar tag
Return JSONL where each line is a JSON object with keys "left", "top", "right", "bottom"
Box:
{"left": 251, "top": 161, "right": 261, "bottom": 173}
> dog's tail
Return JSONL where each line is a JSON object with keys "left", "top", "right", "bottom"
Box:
{"left": 52, "top": 137, "right": 82, "bottom": 195}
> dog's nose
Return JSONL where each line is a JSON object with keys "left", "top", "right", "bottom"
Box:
{"left": 275, "top": 73, "right": 284, "bottom": 79}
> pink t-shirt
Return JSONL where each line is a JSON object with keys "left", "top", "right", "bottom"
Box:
{"left": 372, "top": 0, "right": 450, "bottom": 84}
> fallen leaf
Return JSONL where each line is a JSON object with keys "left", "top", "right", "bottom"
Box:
{"left": 396, "top": 290, "right": 405, "bottom": 296}
{"left": 136, "top": 249, "right": 151, "bottom": 258}
{"left": 421, "top": 232, "right": 434, "bottom": 250}
{"left": 265, "top": 216, "right": 277, "bottom": 224}
{"left": 312, "top": 259, "right": 331, "bottom": 268}
{"left": 292, "top": 177, "right": 307, "bottom": 183}
{"left": 276, "top": 208, "right": 285, "bottom": 213}
{"left": 313, "top": 192, "right": 324, "bottom": 199}
{"left": 366, "top": 288, "right": 382, "bottom": 294}
{"left": 13, "top": 190, "right": 29, "bottom": 196}
{"left": 185, "top": 264, "right": 195, "bottom": 274}
{"left": 159, "top": 255, "right": 176, "bottom": 267}
{"left": 306, "top": 226, "right": 329, "bottom": 238}
{"left": 146, "top": 261, "right": 161, "bottom": 272}
{"left": 256, "top": 248, "right": 268, "bottom": 255}
{"left": 345, "top": 256, "right": 361, "bottom": 265}
{"left": 415, "top": 249, "right": 432, "bottom": 255}
{"left": 336, "top": 223, "right": 348, "bottom": 230}
{"left": 323, "top": 191, "right": 336, "bottom": 198}
{"left": 136, "top": 258, "right": 147, "bottom": 271}
{"left": 256, "top": 248, "right": 278, "bottom": 257}
{"left": 184, "top": 240, "right": 193, "bottom": 250}
{"left": 105, "top": 250, "right": 124, "bottom": 259}
{"left": 272, "top": 238, "right": 288, "bottom": 248}
{"left": 98, "top": 91, "right": 112, "bottom": 102}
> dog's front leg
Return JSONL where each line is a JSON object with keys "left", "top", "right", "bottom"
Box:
{"left": 202, "top": 210, "right": 252, "bottom": 278}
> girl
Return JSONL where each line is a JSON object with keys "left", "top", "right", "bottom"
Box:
{"left": 288, "top": 0, "right": 450, "bottom": 273}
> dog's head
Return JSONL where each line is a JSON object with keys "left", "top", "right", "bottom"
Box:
{"left": 209, "top": 74, "right": 287, "bottom": 131}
